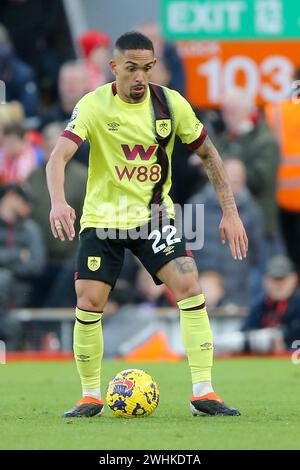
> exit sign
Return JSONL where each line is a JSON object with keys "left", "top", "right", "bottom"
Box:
{"left": 162, "top": 0, "right": 300, "bottom": 40}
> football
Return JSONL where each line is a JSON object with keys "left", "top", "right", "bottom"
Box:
{"left": 106, "top": 369, "right": 159, "bottom": 418}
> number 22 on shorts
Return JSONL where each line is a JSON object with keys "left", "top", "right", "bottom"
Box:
{"left": 149, "top": 225, "right": 181, "bottom": 254}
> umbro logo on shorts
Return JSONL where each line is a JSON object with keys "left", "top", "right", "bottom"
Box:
{"left": 107, "top": 121, "right": 120, "bottom": 131}
{"left": 163, "top": 245, "right": 175, "bottom": 255}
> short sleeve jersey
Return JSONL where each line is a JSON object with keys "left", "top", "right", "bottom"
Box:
{"left": 63, "top": 82, "right": 206, "bottom": 230}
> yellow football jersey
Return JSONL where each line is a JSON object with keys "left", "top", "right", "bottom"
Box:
{"left": 62, "top": 82, "right": 205, "bottom": 230}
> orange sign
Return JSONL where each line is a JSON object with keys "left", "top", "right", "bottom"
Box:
{"left": 177, "top": 41, "right": 300, "bottom": 108}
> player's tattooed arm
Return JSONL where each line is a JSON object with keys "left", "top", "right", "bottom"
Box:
{"left": 196, "top": 135, "right": 237, "bottom": 215}
{"left": 196, "top": 135, "right": 248, "bottom": 260}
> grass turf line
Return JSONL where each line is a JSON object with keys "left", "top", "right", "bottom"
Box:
{"left": 0, "top": 358, "right": 299, "bottom": 450}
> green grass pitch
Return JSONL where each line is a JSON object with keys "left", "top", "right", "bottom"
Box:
{"left": 0, "top": 358, "right": 299, "bottom": 450}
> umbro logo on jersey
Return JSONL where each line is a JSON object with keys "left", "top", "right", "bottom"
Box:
{"left": 107, "top": 121, "right": 120, "bottom": 131}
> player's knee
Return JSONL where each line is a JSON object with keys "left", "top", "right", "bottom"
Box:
{"left": 77, "top": 294, "right": 104, "bottom": 312}
{"left": 175, "top": 281, "right": 202, "bottom": 302}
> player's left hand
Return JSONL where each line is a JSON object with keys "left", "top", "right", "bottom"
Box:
{"left": 219, "top": 213, "right": 248, "bottom": 260}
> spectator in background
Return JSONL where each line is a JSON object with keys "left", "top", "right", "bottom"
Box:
{"left": 136, "top": 22, "right": 185, "bottom": 95}
{"left": 40, "top": 61, "right": 90, "bottom": 166}
{"left": 0, "top": 184, "right": 45, "bottom": 308}
{"left": 0, "top": 24, "right": 38, "bottom": 120}
{"left": 0, "top": 0, "right": 74, "bottom": 108}
{"left": 200, "top": 271, "right": 225, "bottom": 309}
{"left": 0, "top": 100, "right": 43, "bottom": 156}
{"left": 27, "top": 122, "right": 87, "bottom": 307}
{"left": 217, "top": 88, "right": 280, "bottom": 258}
{"left": 0, "top": 124, "right": 44, "bottom": 184}
{"left": 148, "top": 56, "right": 171, "bottom": 88}
{"left": 188, "top": 159, "right": 263, "bottom": 307}
{"left": 0, "top": 101, "right": 24, "bottom": 146}
{"left": 0, "top": 101, "right": 24, "bottom": 126}
{"left": 40, "top": 61, "right": 88, "bottom": 129}
{"left": 0, "top": 265, "right": 21, "bottom": 349}
{"left": 79, "top": 31, "right": 111, "bottom": 92}
{"left": 136, "top": 265, "right": 177, "bottom": 307}
{"left": 265, "top": 78, "right": 300, "bottom": 274}
{"left": 214, "top": 255, "right": 300, "bottom": 354}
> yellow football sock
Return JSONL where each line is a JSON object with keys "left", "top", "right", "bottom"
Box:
{"left": 73, "top": 307, "right": 103, "bottom": 391}
{"left": 178, "top": 294, "right": 213, "bottom": 383}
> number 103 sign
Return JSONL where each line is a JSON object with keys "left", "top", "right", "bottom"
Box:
{"left": 177, "top": 40, "right": 299, "bottom": 107}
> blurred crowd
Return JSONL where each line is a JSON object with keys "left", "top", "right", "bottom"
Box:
{"left": 0, "top": 4, "right": 300, "bottom": 354}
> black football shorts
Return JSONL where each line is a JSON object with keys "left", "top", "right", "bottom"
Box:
{"left": 75, "top": 220, "right": 190, "bottom": 287}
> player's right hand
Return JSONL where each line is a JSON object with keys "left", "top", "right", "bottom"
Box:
{"left": 50, "top": 202, "right": 76, "bottom": 241}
